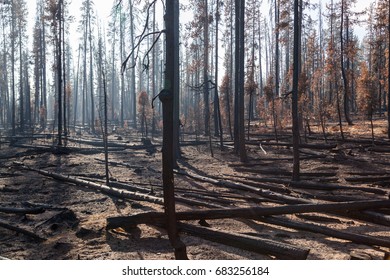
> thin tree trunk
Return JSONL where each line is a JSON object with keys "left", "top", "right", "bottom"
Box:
{"left": 103, "top": 72, "right": 109, "bottom": 185}
{"left": 275, "top": 0, "right": 280, "bottom": 98}
{"left": 215, "top": 1, "right": 223, "bottom": 149}
{"left": 74, "top": 45, "right": 81, "bottom": 129}
{"left": 11, "top": 1, "right": 15, "bottom": 135}
{"left": 62, "top": 20, "right": 67, "bottom": 138}
{"left": 120, "top": 9, "right": 125, "bottom": 128}
{"left": 235, "top": 0, "right": 247, "bottom": 162}
{"left": 89, "top": 4, "right": 95, "bottom": 134}
{"left": 337, "top": 88, "right": 345, "bottom": 141}
{"left": 18, "top": 19, "right": 24, "bottom": 131}
{"left": 292, "top": 0, "right": 300, "bottom": 181}
{"left": 57, "top": 0, "right": 63, "bottom": 146}
{"left": 340, "top": 2, "right": 352, "bottom": 126}
{"left": 203, "top": 0, "right": 210, "bottom": 137}
{"left": 129, "top": 0, "right": 136, "bottom": 129}
{"left": 42, "top": 11, "right": 47, "bottom": 130}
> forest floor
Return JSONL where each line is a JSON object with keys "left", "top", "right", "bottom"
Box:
{"left": 0, "top": 118, "right": 390, "bottom": 260}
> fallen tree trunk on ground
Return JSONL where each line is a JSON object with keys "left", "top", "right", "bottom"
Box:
{"left": 67, "top": 137, "right": 161, "bottom": 150}
{"left": 174, "top": 169, "right": 312, "bottom": 204}
{"left": 176, "top": 169, "right": 390, "bottom": 226}
{"left": 106, "top": 199, "right": 390, "bottom": 229}
{"left": 258, "top": 216, "right": 390, "bottom": 249}
{"left": 0, "top": 206, "right": 45, "bottom": 214}
{"left": 345, "top": 176, "right": 390, "bottom": 183}
{"left": 368, "top": 146, "right": 390, "bottom": 153}
{"left": 13, "top": 162, "right": 164, "bottom": 205}
{"left": 14, "top": 162, "right": 227, "bottom": 209}
{"left": 233, "top": 167, "right": 337, "bottom": 177}
{"left": 229, "top": 175, "right": 388, "bottom": 196}
{"left": 0, "top": 218, "right": 46, "bottom": 242}
{"left": 11, "top": 144, "right": 125, "bottom": 155}
{"left": 177, "top": 222, "right": 309, "bottom": 260}
{"left": 258, "top": 141, "right": 337, "bottom": 150}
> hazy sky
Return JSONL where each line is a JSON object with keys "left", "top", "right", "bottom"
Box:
{"left": 24, "top": 0, "right": 374, "bottom": 53}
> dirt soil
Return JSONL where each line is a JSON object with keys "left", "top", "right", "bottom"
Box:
{"left": 0, "top": 119, "right": 390, "bottom": 260}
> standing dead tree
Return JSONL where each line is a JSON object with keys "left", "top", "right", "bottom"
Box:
{"left": 120, "top": 0, "right": 187, "bottom": 259}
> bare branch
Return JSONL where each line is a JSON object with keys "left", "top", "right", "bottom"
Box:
{"left": 142, "top": 30, "right": 165, "bottom": 71}
{"left": 121, "top": 0, "right": 160, "bottom": 73}
{"left": 186, "top": 80, "right": 216, "bottom": 91}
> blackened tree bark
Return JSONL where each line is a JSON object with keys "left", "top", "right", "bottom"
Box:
{"left": 129, "top": 0, "right": 136, "bottom": 129}
{"left": 340, "top": 0, "right": 353, "bottom": 126}
{"left": 292, "top": 0, "right": 300, "bottom": 181}
{"left": 275, "top": 0, "right": 280, "bottom": 98}
{"left": 203, "top": 0, "right": 210, "bottom": 136}
{"left": 120, "top": 7, "right": 125, "bottom": 128}
{"left": 161, "top": 0, "right": 187, "bottom": 260}
{"left": 88, "top": 3, "right": 95, "bottom": 133}
{"left": 73, "top": 45, "right": 81, "bottom": 128}
{"left": 57, "top": 0, "right": 63, "bottom": 146}
{"left": 214, "top": 0, "right": 224, "bottom": 149}
{"left": 388, "top": 0, "right": 390, "bottom": 139}
{"left": 235, "top": 0, "right": 247, "bottom": 162}
{"left": 18, "top": 7, "right": 24, "bottom": 131}
{"left": 11, "top": 0, "right": 15, "bottom": 135}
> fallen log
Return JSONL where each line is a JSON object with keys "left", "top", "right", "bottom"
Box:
{"left": 226, "top": 175, "right": 374, "bottom": 203}
{"left": 228, "top": 155, "right": 326, "bottom": 166}
{"left": 14, "top": 162, "right": 230, "bottom": 209}
{"left": 11, "top": 143, "right": 125, "bottom": 155}
{"left": 176, "top": 169, "right": 390, "bottom": 227}
{"left": 229, "top": 175, "right": 388, "bottom": 196}
{"left": 368, "top": 146, "right": 390, "bottom": 153}
{"left": 345, "top": 176, "right": 390, "bottom": 183}
{"left": 177, "top": 222, "right": 309, "bottom": 260}
{"left": 0, "top": 218, "right": 46, "bottom": 242}
{"left": 258, "top": 216, "right": 390, "bottom": 249}
{"left": 0, "top": 206, "right": 45, "bottom": 215}
{"left": 13, "top": 161, "right": 164, "bottom": 205}
{"left": 348, "top": 171, "right": 390, "bottom": 176}
{"left": 233, "top": 167, "right": 337, "bottom": 177}
{"left": 106, "top": 199, "right": 390, "bottom": 229}
{"left": 94, "top": 158, "right": 144, "bottom": 169}
{"left": 67, "top": 137, "right": 161, "bottom": 150}
{"left": 258, "top": 141, "right": 337, "bottom": 150}
{"left": 175, "top": 169, "right": 311, "bottom": 204}
{"left": 0, "top": 149, "right": 49, "bottom": 160}
{"left": 348, "top": 210, "right": 390, "bottom": 227}
{"left": 21, "top": 201, "right": 68, "bottom": 211}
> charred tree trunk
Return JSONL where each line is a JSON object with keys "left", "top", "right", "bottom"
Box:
{"left": 214, "top": 0, "right": 223, "bottom": 149}
{"left": 57, "top": 0, "right": 63, "bottom": 146}
{"left": 388, "top": 0, "right": 390, "bottom": 139}
{"left": 161, "top": 0, "right": 188, "bottom": 259}
{"left": 340, "top": 2, "right": 352, "bottom": 126}
{"left": 292, "top": 0, "right": 300, "bottom": 181}
{"left": 235, "top": 0, "right": 247, "bottom": 162}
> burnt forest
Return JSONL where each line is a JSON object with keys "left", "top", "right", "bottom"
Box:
{"left": 0, "top": 0, "right": 390, "bottom": 260}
